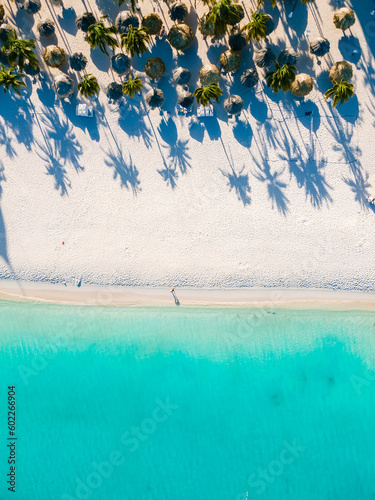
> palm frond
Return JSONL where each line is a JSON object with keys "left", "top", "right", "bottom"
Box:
{"left": 206, "top": 0, "right": 240, "bottom": 37}
{"left": 78, "top": 73, "right": 100, "bottom": 99}
{"left": 120, "top": 26, "right": 150, "bottom": 57}
{"left": 265, "top": 62, "right": 296, "bottom": 93}
{"left": 193, "top": 82, "right": 222, "bottom": 106}
{"left": 86, "top": 21, "right": 119, "bottom": 55}
{"left": 2, "top": 31, "right": 38, "bottom": 72}
{"left": 122, "top": 75, "right": 143, "bottom": 97}
{"left": 241, "top": 10, "right": 267, "bottom": 43}
{"left": 0, "top": 66, "right": 26, "bottom": 95}
{"left": 325, "top": 78, "right": 354, "bottom": 107}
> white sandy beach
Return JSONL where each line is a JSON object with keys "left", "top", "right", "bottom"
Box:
{"left": 0, "top": 0, "right": 375, "bottom": 300}
{"left": 3, "top": 280, "right": 375, "bottom": 309}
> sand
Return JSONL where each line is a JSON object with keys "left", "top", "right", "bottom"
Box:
{"left": 2, "top": 280, "right": 375, "bottom": 310}
{"left": 0, "top": 0, "right": 374, "bottom": 298}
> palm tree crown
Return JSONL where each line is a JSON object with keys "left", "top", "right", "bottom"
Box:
{"left": 265, "top": 62, "right": 297, "bottom": 93}
{"left": 78, "top": 74, "right": 100, "bottom": 99}
{"left": 122, "top": 75, "right": 143, "bottom": 97}
{"left": 241, "top": 10, "right": 268, "bottom": 43}
{"left": 2, "top": 30, "right": 38, "bottom": 72}
{"left": 0, "top": 66, "right": 26, "bottom": 95}
{"left": 121, "top": 26, "right": 150, "bottom": 57}
{"left": 257, "top": 0, "right": 277, "bottom": 7}
{"left": 193, "top": 82, "right": 222, "bottom": 106}
{"left": 86, "top": 17, "right": 119, "bottom": 55}
{"left": 115, "top": 0, "right": 142, "bottom": 13}
{"left": 325, "top": 79, "right": 354, "bottom": 107}
{"left": 206, "top": 0, "right": 241, "bottom": 37}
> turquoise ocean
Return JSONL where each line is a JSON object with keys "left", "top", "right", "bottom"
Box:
{"left": 0, "top": 300, "right": 375, "bottom": 500}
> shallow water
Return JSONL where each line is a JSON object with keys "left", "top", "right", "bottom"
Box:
{"left": 0, "top": 301, "right": 375, "bottom": 500}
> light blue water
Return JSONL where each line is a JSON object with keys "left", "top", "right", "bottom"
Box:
{"left": 0, "top": 301, "right": 375, "bottom": 500}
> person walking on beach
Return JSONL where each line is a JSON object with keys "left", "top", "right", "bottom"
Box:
{"left": 170, "top": 287, "right": 180, "bottom": 305}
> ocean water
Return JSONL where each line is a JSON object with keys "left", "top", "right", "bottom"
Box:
{"left": 0, "top": 301, "right": 375, "bottom": 500}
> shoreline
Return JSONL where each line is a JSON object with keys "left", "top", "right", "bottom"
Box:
{"left": 1, "top": 280, "right": 375, "bottom": 311}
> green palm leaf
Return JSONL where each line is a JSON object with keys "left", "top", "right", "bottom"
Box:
{"left": 120, "top": 26, "right": 150, "bottom": 57}
{"left": 206, "top": 0, "right": 240, "bottom": 37}
{"left": 86, "top": 18, "right": 119, "bottom": 55}
{"left": 193, "top": 82, "right": 222, "bottom": 106}
{"left": 241, "top": 10, "right": 267, "bottom": 43}
{"left": 265, "top": 62, "right": 296, "bottom": 93}
{"left": 2, "top": 30, "right": 38, "bottom": 72}
{"left": 78, "top": 74, "right": 100, "bottom": 99}
{"left": 114, "top": 0, "right": 141, "bottom": 12}
{"left": 325, "top": 79, "right": 354, "bottom": 107}
{"left": 0, "top": 66, "right": 26, "bottom": 95}
{"left": 122, "top": 75, "right": 143, "bottom": 97}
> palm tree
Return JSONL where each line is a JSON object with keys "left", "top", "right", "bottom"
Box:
{"left": 0, "top": 66, "right": 26, "bottom": 95}
{"left": 241, "top": 10, "right": 268, "bottom": 43}
{"left": 265, "top": 62, "right": 297, "bottom": 93}
{"left": 2, "top": 30, "right": 38, "bottom": 73}
{"left": 120, "top": 26, "right": 149, "bottom": 57}
{"left": 193, "top": 82, "right": 222, "bottom": 106}
{"left": 325, "top": 79, "right": 354, "bottom": 107}
{"left": 77, "top": 74, "right": 100, "bottom": 99}
{"left": 86, "top": 16, "right": 118, "bottom": 55}
{"left": 114, "top": 0, "right": 141, "bottom": 13}
{"left": 257, "top": 0, "right": 277, "bottom": 7}
{"left": 206, "top": 0, "right": 241, "bottom": 37}
{"left": 122, "top": 75, "right": 143, "bottom": 97}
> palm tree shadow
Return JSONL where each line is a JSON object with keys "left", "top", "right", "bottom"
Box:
{"left": 39, "top": 109, "right": 84, "bottom": 173}
{"left": 36, "top": 81, "right": 56, "bottom": 107}
{"left": 205, "top": 117, "right": 221, "bottom": 140}
{"left": 104, "top": 149, "right": 141, "bottom": 195}
{"left": 34, "top": 106, "right": 84, "bottom": 195}
{"left": 327, "top": 113, "right": 361, "bottom": 172}
{"left": 38, "top": 147, "right": 72, "bottom": 196}
{"left": 158, "top": 165, "right": 178, "bottom": 189}
{"left": 232, "top": 118, "right": 253, "bottom": 147}
{"left": 189, "top": 121, "right": 205, "bottom": 142}
{"left": 338, "top": 35, "right": 361, "bottom": 64}
{"left": 0, "top": 121, "right": 16, "bottom": 158}
{"left": 220, "top": 165, "right": 251, "bottom": 206}
{"left": 58, "top": 7, "right": 78, "bottom": 35}
{"left": 252, "top": 161, "right": 289, "bottom": 215}
{"left": 90, "top": 47, "right": 111, "bottom": 71}
{"left": 118, "top": 106, "right": 153, "bottom": 148}
{"left": 249, "top": 94, "right": 270, "bottom": 123}
{"left": 1, "top": 95, "right": 34, "bottom": 151}
{"left": 163, "top": 139, "right": 191, "bottom": 175}
{"left": 334, "top": 94, "right": 360, "bottom": 124}
{"left": 158, "top": 116, "right": 178, "bottom": 145}
{"left": 0, "top": 168, "right": 17, "bottom": 276}
{"left": 288, "top": 156, "right": 333, "bottom": 208}
{"left": 343, "top": 171, "right": 375, "bottom": 212}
